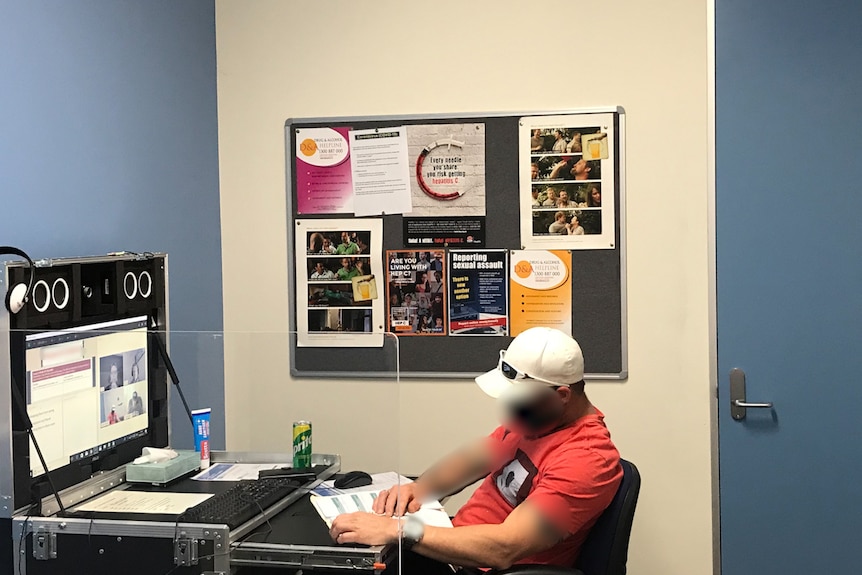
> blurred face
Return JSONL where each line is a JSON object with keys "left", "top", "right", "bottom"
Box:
{"left": 341, "top": 232, "right": 350, "bottom": 243}
{"left": 504, "top": 386, "right": 568, "bottom": 435}
{"left": 341, "top": 258, "right": 350, "bottom": 268}
{"left": 356, "top": 260, "right": 365, "bottom": 270}
{"left": 109, "top": 364, "right": 118, "bottom": 384}
{"left": 530, "top": 163, "right": 539, "bottom": 179}
{"left": 315, "top": 263, "right": 324, "bottom": 273}
{"left": 547, "top": 189, "right": 557, "bottom": 200}
{"left": 323, "top": 238, "right": 331, "bottom": 248}
{"left": 591, "top": 187, "right": 601, "bottom": 204}
{"left": 559, "top": 190, "right": 569, "bottom": 202}
{"left": 554, "top": 130, "right": 563, "bottom": 140}
{"left": 571, "top": 216, "right": 579, "bottom": 226}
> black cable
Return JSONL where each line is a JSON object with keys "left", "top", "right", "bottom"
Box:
{"left": 87, "top": 514, "right": 95, "bottom": 547}
{"left": 16, "top": 506, "right": 33, "bottom": 575}
{"left": 149, "top": 329, "right": 193, "bottom": 426}
{"left": 10, "top": 373, "right": 66, "bottom": 515}
{"left": 243, "top": 492, "right": 275, "bottom": 543}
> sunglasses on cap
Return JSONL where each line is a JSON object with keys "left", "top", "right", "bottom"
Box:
{"left": 498, "top": 350, "right": 534, "bottom": 381}
{"left": 497, "top": 350, "right": 584, "bottom": 387}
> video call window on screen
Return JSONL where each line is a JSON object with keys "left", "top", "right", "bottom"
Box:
{"left": 25, "top": 316, "right": 150, "bottom": 477}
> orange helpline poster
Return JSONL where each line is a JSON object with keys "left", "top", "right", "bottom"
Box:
{"left": 509, "top": 250, "right": 572, "bottom": 337}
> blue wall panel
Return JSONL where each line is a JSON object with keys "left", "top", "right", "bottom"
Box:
{"left": 0, "top": 1, "right": 224, "bottom": 449}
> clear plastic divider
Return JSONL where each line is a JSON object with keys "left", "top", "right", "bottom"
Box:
{"left": 7, "top": 325, "right": 404, "bottom": 573}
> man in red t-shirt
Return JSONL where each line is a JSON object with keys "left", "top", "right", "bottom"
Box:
{"left": 330, "top": 327, "right": 622, "bottom": 573}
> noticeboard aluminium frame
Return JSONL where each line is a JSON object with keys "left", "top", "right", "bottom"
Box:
{"left": 285, "top": 108, "right": 627, "bottom": 381}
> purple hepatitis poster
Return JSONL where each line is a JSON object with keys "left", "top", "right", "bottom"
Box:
{"left": 296, "top": 126, "right": 354, "bottom": 214}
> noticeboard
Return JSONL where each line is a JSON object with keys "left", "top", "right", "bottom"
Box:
{"left": 286, "top": 109, "right": 626, "bottom": 380}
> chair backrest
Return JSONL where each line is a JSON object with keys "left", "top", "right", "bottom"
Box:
{"left": 574, "top": 459, "right": 641, "bottom": 575}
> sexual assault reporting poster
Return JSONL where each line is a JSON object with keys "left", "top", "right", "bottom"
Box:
{"left": 509, "top": 250, "right": 572, "bottom": 337}
{"left": 447, "top": 250, "right": 508, "bottom": 336}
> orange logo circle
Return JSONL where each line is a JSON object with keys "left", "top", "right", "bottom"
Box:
{"left": 514, "top": 260, "right": 533, "bottom": 278}
{"left": 299, "top": 138, "right": 318, "bottom": 157}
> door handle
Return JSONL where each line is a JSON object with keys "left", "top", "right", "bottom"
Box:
{"left": 729, "top": 368, "right": 773, "bottom": 420}
{"left": 732, "top": 399, "right": 774, "bottom": 409}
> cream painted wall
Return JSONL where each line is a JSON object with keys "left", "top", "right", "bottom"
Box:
{"left": 216, "top": 1, "right": 713, "bottom": 573}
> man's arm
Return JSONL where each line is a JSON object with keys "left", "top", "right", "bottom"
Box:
{"left": 417, "top": 437, "right": 496, "bottom": 498}
{"left": 374, "top": 437, "right": 496, "bottom": 516}
{"left": 548, "top": 161, "right": 567, "bottom": 179}
{"left": 415, "top": 501, "right": 563, "bottom": 569}
{"left": 331, "top": 501, "right": 563, "bottom": 571}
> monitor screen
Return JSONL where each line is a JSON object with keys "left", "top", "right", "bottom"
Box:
{"left": 24, "top": 316, "right": 149, "bottom": 478}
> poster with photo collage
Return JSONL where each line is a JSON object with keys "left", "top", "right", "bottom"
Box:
{"left": 295, "top": 219, "right": 385, "bottom": 347}
{"left": 519, "top": 113, "right": 616, "bottom": 250}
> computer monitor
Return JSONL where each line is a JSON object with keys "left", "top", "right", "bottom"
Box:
{"left": 24, "top": 316, "right": 149, "bottom": 478}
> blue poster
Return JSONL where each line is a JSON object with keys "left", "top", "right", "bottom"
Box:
{"left": 448, "top": 250, "right": 508, "bottom": 336}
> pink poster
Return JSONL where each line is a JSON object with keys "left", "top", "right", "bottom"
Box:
{"left": 296, "top": 127, "right": 354, "bottom": 214}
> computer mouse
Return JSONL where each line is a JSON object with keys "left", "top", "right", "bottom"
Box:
{"left": 334, "top": 470, "right": 373, "bottom": 489}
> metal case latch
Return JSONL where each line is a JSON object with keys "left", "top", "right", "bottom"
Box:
{"left": 33, "top": 530, "right": 57, "bottom": 560}
{"left": 174, "top": 535, "right": 199, "bottom": 566}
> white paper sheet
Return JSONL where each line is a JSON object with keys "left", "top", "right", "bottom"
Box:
{"left": 349, "top": 126, "right": 412, "bottom": 216}
{"left": 310, "top": 472, "right": 450, "bottom": 529}
{"left": 76, "top": 490, "right": 212, "bottom": 514}
{"left": 191, "top": 462, "right": 288, "bottom": 481}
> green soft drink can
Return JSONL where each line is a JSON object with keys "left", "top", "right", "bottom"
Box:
{"left": 292, "top": 420, "right": 312, "bottom": 468}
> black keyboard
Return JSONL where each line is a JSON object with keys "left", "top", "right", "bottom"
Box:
{"left": 182, "top": 477, "right": 302, "bottom": 529}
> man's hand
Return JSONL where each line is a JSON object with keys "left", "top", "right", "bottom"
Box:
{"left": 549, "top": 161, "right": 568, "bottom": 179}
{"left": 330, "top": 512, "right": 399, "bottom": 546}
{"left": 372, "top": 482, "right": 426, "bottom": 516}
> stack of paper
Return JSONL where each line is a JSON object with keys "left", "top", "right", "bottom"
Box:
{"left": 310, "top": 472, "right": 452, "bottom": 529}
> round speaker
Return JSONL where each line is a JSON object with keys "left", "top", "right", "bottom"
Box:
{"left": 123, "top": 271, "right": 138, "bottom": 300}
{"left": 32, "top": 280, "right": 50, "bottom": 313}
{"left": 52, "top": 278, "right": 69, "bottom": 310}
{"left": 138, "top": 271, "right": 152, "bottom": 298}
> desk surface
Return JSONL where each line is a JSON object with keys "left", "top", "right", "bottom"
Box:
{"left": 243, "top": 493, "right": 344, "bottom": 547}
{"left": 17, "top": 455, "right": 386, "bottom": 573}
{"left": 68, "top": 470, "right": 358, "bottom": 549}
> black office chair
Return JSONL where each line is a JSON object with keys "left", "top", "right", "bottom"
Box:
{"left": 498, "top": 459, "right": 641, "bottom": 575}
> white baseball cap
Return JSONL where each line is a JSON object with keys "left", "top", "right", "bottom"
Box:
{"left": 475, "top": 327, "right": 584, "bottom": 403}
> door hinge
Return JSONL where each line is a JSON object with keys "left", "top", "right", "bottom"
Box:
{"left": 174, "top": 535, "right": 199, "bottom": 567}
{"left": 33, "top": 530, "right": 57, "bottom": 560}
